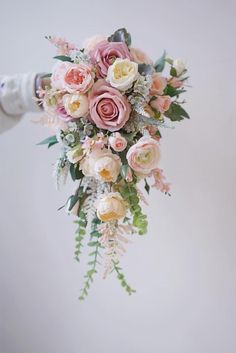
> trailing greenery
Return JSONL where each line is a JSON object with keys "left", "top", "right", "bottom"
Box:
{"left": 113, "top": 262, "right": 136, "bottom": 295}
{"left": 79, "top": 216, "right": 102, "bottom": 300}
{"left": 119, "top": 182, "right": 148, "bottom": 235}
{"left": 74, "top": 210, "right": 87, "bottom": 262}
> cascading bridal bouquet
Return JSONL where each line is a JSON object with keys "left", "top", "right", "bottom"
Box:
{"left": 37, "top": 28, "right": 190, "bottom": 299}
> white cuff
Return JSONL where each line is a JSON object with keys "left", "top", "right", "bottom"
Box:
{"left": 0, "top": 72, "right": 41, "bottom": 116}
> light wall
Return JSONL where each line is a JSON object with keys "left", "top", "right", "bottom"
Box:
{"left": 0, "top": 0, "right": 236, "bottom": 352}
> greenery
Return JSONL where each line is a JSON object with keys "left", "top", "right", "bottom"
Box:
{"left": 113, "top": 262, "right": 136, "bottom": 295}
{"left": 165, "top": 102, "right": 190, "bottom": 121}
{"left": 74, "top": 210, "right": 87, "bottom": 262}
{"left": 108, "top": 28, "right": 131, "bottom": 47}
{"left": 154, "top": 51, "right": 166, "bottom": 72}
{"left": 119, "top": 182, "right": 148, "bottom": 235}
{"left": 37, "top": 135, "right": 58, "bottom": 148}
{"left": 79, "top": 216, "right": 102, "bottom": 300}
{"left": 53, "top": 55, "right": 73, "bottom": 62}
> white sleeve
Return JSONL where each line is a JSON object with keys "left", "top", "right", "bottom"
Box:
{"left": 0, "top": 73, "right": 42, "bottom": 134}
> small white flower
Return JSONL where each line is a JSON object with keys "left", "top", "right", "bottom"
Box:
{"left": 173, "top": 59, "right": 186, "bottom": 76}
{"left": 107, "top": 58, "right": 138, "bottom": 91}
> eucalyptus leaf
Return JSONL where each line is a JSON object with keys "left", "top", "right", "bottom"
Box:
{"left": 108, "top": 28, "right": 131, "bottom": 47}
{"left": 37, "top": 135, "right": 58, "bottom": 147}
{"left": 53, "top": 55, "right": 73, "bottom": 62}
{"left": 154, "top": 51, "right": 166, "bottom": 72}
{"left": 138, "top": 64, "right": 154, "bottom": 75}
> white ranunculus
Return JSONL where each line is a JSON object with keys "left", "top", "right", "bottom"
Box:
{"left": 80, "top": 148, "right": 121, "bottom": 182}
{"left": 63, "top": 93, "right": 89, "bottom": 118}
{"left": 173, "top": 59, "right": 186, "bottom": 76}
{"left": 97, "top": 192, "right": 126, "bottom": 222}
{"left": 107, "top": 58, "right": 138, "bottom": 91}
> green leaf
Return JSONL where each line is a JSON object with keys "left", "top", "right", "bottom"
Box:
{"left": 108, "top": 28, "right": 131, "bottom": 47}
{"left": 120, "top": 164, "right": 129, "bottom": 179}
{"left": 53, "top": 55, "right": 73, "bottom": 62}
{"left": 144, "top": 179, "right": 150, "bottom": 194}
{"left": 170, "top": 66, "right": 177, "bottom": 77}
{"left": 164, "top": 84, "right": 186, "bottom": 97}
{"left": 41, "top": 73, "right": 52, "bottom": 78}
{"left": 67, "top": 194, "right": 79, "bottom": 212}
{"left": 37, "top": 135, "right": 58, "bottom": 148}
{"left": 154, "top": 51, "right": 166, "bottom": 72}
{"left": 165, "top": 102, "right": 190, "bottom": 121}
{"left": 70, "top": 164, "right": 83, "bottom": 181}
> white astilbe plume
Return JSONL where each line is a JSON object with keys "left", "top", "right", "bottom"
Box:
{"left": 98, "top": 221, "right": 134, "bottom": 278}
{"left": 53, "top": 158, "right": 69, "bottom": 190}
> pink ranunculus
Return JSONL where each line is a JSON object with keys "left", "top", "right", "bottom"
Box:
{"left": 64, "top": 62, "right": 94, "bottom": 93}
{"left": 127, "top": 136, "right": 161, "bottom": 175}
{"left": 89, "top": 40, "right": 131, "bottom": 78}
{"left": 151, "top": 95, "right": 172, "bottom": 113}
{"left": 109, "top": 132, "right": 127, "bottom": 152}
{"left": 83, "top": 35, "right": 106, "bottom": 53}
{"left": 150, "top": 73, "right": 167, "bottom": 96}
{"left": 89, "top": 80, "right": 131, "bottom": 132}
{"left": 169, "top": 77, "right": 184, "bottom": 88}
{"left": 51, "top": 61, "right": 71, "bottom": 90}
{"left": 130, "top": 47, "right": 153, "bottom": 65}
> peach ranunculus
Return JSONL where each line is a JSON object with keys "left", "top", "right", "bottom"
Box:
{"left": 109, "top": 132, "right": 127, "bottom": 152}
{"left": 130, "top": 47, "right": 153, "bottom": 65}
{"left": 83, "top": 34, "right": 106, "bottom": 53}
{"left": 51, "top": 61, "right": 94, "bottom": 93}
{"left": 150, "top": 95, "right": 171, "bottom": 113}
{"left": 150, "top": 73, "right": 167, "bottom": 96}
{"left": 97, "top": 192, "right": 126, "bottom": 222}
{"left": 64, "top": 63, "right": 94, "bottom": 93}
{"left": 127, "top": 136, "right": 161, "bottom": 175}
{"left": 89, "top": 79, "right": 131, "bottom": 132}
{"left": 89, "top": 40, "right": 131, "bottom": 78}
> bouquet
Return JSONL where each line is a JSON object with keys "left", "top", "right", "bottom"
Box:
{"left": 37, "top": 28, "right": 190, "bottom": 299}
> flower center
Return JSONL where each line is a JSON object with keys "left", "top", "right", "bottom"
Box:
{"left": 69, "top": 100, "right": 80, "bottom": 113}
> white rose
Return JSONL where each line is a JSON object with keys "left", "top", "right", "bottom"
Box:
{"left": 66, "top": 145, "right": 84, "bottom": 164}
{"left": 80, "top": 148, "right": 121, "bottom": 182}
{"left": 97, "top": 192, "right": 126, "bottom": 222}
{"left": 107, "top": 58, "right": 138, "bottom": 91}
{"left": 173, "top": 59, "right": 186, "bottom": 76}
{"left": 63, "top": 93, "right": 89, "bottom": 118}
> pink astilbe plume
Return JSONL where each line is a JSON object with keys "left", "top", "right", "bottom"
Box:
{"left": 151, "top": 168, "right": 171, "bottom": 194}
{"left": 46, "top": 36, "right": 76, "bottom": 56}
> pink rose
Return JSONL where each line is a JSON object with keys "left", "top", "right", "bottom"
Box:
{"left": 150, "top": 73, "right": 167, "bottom": 96}
{"left": 89, "top": 40, "right": 131, "bottom": 78}
{"left": 130, "top": 47, "right": 153, "bottom": 65}
{"left": 109, "top": 132, "right": 127, "bottom": 152}
{"left": 89, "top": 80, "right": 131, "bottom": 132}
{"left": 127, "top": 137, "right": 161, "bottom": 175}
{"left": 151, "top": 95, "right": 171, "bottom": 113}
{"left": 169, "top": 77, "right": 184, "bottom": 88}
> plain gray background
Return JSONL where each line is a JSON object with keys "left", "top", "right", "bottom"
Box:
{"left": 0, "top": 0, "right": 236, "bottom": 352}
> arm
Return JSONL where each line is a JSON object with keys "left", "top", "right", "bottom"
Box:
{"left": 0, "top": 73, "right": 45, "bottom": 134}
